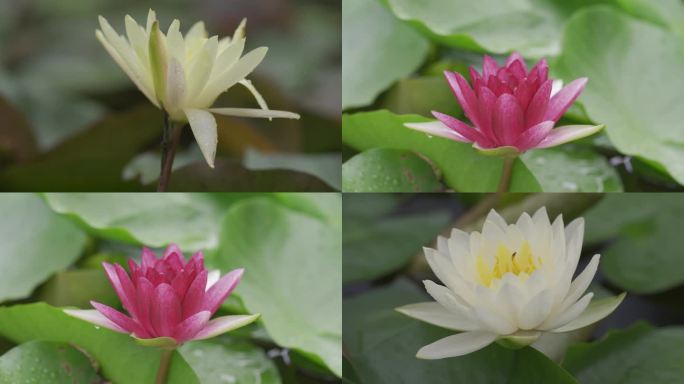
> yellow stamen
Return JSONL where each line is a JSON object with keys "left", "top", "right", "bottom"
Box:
{"left": 476, "top": 241, "right": 540, "bottom": 286}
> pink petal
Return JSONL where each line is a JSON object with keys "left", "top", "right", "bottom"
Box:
{"left": 514, "top": 121, "right": 554, "bottom": 151}
{"left": 127, "top": 259, "right": 141, "bottom": 282}
{"left": 513, "top": 81, "right": 534, "bottom": 111}
{"left": 538, "top": 124, "right": 604, "bottom": 148}
{"left": 482, "top": 55, "right": 499, "bottom": 79}
{"left": 444, "top": 71, "right": 481, "bottom": 127}
{"left": 202, "top": 268, "right": 243, "bottom": 315}
{"left": 141, "top": 247, "right": 157, "bottom": 270}
{"left": 171, "top": 268, "right": 194, "bottom": 299}
{"left": 531, "top": 58, "right": 549, "bottom": 83}
{"left": 151, "top": 283, "right": 182, "bottom": 337}
{"left": 404, "top": 121, "right": 471, "bottom": 143}
{"left": 543, "top": 78, "right": 588, "bottom": 122}
{"left": 188, "top": 251, "right": 204, "bottom": 271}
{"left": 493, "top": 94, "right": 524, "bottom": 145}
{"left": 507, "top": 60, "right": 526, "bottom": 82}
{"left": 173, "top": 311, "right": 211, "bottom": 342}
{"left": 432, "top": 111, "right": 489, "bottom": 146}
{"left": 191, "top": 314, "right": 260, "bottom": 341}
{"left": 468, "top": 67, "right": 482, "bottom": 88}
{"left": 525, "top": 79, "right": 553, "bottom": 127}
{"left": 505, "top": 52, "right": 527, "bottom": 72}
{"left": 163, "top": 244, "right": 184, "bottom": 270}
{"left": 91, "top": 301, "right": 150, "bottom": 338}
{"left": 64, "top": 309, "right": 126, "bottom": 333}
{"left": 476, "top": 86, "right": 497, "bottom": 141}
{"left": 102, "top": 263, "right": 137, "bottom": 318}
{"left": 135, "top": 277, "right": 155, "bottom": 334}
{"left": 182, "top": 270, "right": 209, "bottom": 319}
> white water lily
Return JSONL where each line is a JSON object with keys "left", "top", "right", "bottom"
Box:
{"left": 96, "top": 10, "right": 300, "bottom": 167}
{"left": 396, "top": 207, "right": 625, "bottom": 359}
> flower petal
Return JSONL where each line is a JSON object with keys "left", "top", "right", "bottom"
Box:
{"left": 182, "top": 270, "right": 208, "bottom": 319}
{"left": 202, "top": 268, "right": 243, "bottom": 314}
{"left": 192, "top": 314, "right": 261, "bottom": 341}
{"left": 493, "top": 94, "right": 524, "bottom": 145}
{"left": 173, "top": 310, "right": 211, "bottom": 342}
{"left": 396, "top": 302, "right": 477, "bottom": 331}
{"left": 91, "top": 301, "right": 149, "bottom": 337}
{"left": 432, "top": 111, "right": 488, "bottom": 145}
{"left": 525, "top": 80, "right": 552, "bottom": 127}
{"left": 444, "top": 71, "right": 481, "bottom": 128}
{"left": 184, "top": 108, "right": 218, "bottom": 168}
{"left": 514, "top": 120, "right": 554, "bottom": 151}
{"left": 550, "top": 293, "right": 626, "bottom": 333}
{"left": 63, "top": 309, "right": 125, "bottom": 333}
{"left": 101, "top": 262, "right": 137, "bottom": 318}
{"left": 198, "top": 47, "right": 268, "bottom": 107}
{"left": 416, "top": 331, "right": 497, "bottom": 359}
{"left": 543, "top": 77, "right": 588, "bottom": 122}
{"left": 537, "top": 124, "right": 604, "bottom": 148}
{"left": 403, "top": 121, "right": 471, "bottom": 143}
{"left": 482, "top": 55, "right": 499, "bottom": 79}
{"left": 209, "top": 108, "right": 300, "bottom": 120}
{"left": 151, "top": 283, "right": 181, "bottom": 337}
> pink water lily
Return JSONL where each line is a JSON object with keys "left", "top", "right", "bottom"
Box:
{"left": 65, "top": 244, "right": 259, "bottom": 346}
{"left": 405, "top": 53, "right": 603, "bottom": 155}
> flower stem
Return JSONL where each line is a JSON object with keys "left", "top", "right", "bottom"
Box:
{"left": 496, "top": 156, "right": 516, "bottom": 194}
{"left": 155, "top": 349, "right": 174, "bottom": 384}
{"left": 157, "top": 117, "right": 184, "bottom": 192}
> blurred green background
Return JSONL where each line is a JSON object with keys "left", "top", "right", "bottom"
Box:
{"left": 0, "top": 0, "right": 341, "bottom": 191}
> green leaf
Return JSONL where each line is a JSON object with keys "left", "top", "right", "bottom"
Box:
{"left": 344, "top": 279, "right": 577, "bottom": 383}
{"left": 243, "top": 148, "right": 341, "bottom": 191}
{"left": 617, "top": 0, "right": 684, "bottom": 37}
{"left": 167, "top": 159, "right": 335, "bottom": 192}
{"left": 0, "top": 194, "right": 86, "bottom": 302}
{"left": 0, "top": 341, "right": 100, "bottom": 383}
{"left": 521, "top": 145, "right": 623, "bottom": 192}
{"left": 342, "top": 0, "right": 429, "bottom": 109}
{"left": 179, "top": 336, "right": 281, "bottom": 384}
{"left": 213, "top": 197, "right": 342, "bottom": 376}
{"left": 564, "top": 322, "right": 684, "bottom": 384}
{"left": 583, "top": 194, "right": 684, "bottom": 293}
{"left": 36, "top": 269, "right": 119, "bottom": 309}
{"left": 0, "top": 303, "right": 199, "bottom": 384}
{"left": 384, "top": 0, "right": 614, "bottom": 57}
{"left": 380, "top": 76, "right": 462, "bottom": 117}
{"left": 43, "top": 193, "right": 245, "bottom": 251}
{"left": 343, "top": 148, "right": 443, "bottom": 192}
{"left": 343, "top": 110, "right": 542, "bottom": 192}
{"left": 343, "top": 194, "right": 451, "bottom": 283}
{"left": 556, "top": 6, "right": 684, "bottom": 185}
{"left": 0, "top": 105, "right": 160, "bottom": 191}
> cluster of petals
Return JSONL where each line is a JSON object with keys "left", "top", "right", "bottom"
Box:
{"left": 96, "top": 10, "right": 299, "bottom": 167}
{"left": 405, "top": 53, "right": 603, "bottom": 155}
{"left": 397, "top": 208, "right": 624, "bottom": 359}
{"left": 66, "top": 244, "right": 258, "bottom": 346}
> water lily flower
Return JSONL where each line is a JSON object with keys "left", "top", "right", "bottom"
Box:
{"left": 96, "top": 10, "right": 300, "bottom": 167}
{"left": 405, "top": 53, "right": 603, "bottom": 156}
{"left": 396, "top": 208, "right": 624, "bottom": 359}
{"left": 65, "top": 244, "right": 259, "bottom": 347}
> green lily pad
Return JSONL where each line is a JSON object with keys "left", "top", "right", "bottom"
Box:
{"left": 564, "top": 322, "right": 684, "bottom": 384}
{"left": 0, "top": 303, "right": 199, "bottom": 384}
{"left": 381, "top": 76, "right": 462, "bottom": 117}
{"left": 343, "top": 148, "right": 443, "bottom": 192}
{"left": 342, "top": 0, "right": 429, "bottom": 109}
{"left": 384, "top": 0, "right": 614, "bottom": 57}
{"left": 583, "top": 194, "right": 684, "bottom": 294}
{"left": 521, "top": 145, "right": 623, "bottom": 192}
{"left": 343, "top": 110, "right": 542, "bottom": 192}
{"left": 343, "top": 194, "right": 451, "bottom": 283}
{"left": 0, "top": 341, "right": 100, "bottom": 383}
{"left": 0, "top": 194, "right": 86, "bottom": 302}
{"left": 556, "top": 6, "right": 684, "bottom": 185}
{"left": 180, "top": 336, "right": 281, "bottom": 384}
{"left": 213, "top": 197, "right": 342, "bottom": 376}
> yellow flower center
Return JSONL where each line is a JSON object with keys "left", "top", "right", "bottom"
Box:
{"left": 476, "top": 241, "right": 542, "bottom": 287}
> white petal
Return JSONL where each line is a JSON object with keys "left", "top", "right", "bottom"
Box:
{"left": 396, "top": 302, "right": 478, "bottom": 331}
{"left": 186, "top": 21, "right": 208, "bottom": 44}
{"left": 423, "top": 280, "right": 470, "bottom": 314}
{"left": 166, "top": 19, "right": 184, "bottom": 61}
{"left": 192, "top": 314, "right": 260, "bottom": 341}
{"left": 541, "top": 292, "right": 593, "bottom": 331}
{"left": 424, "top": 247, "right": 459, "bottom": 292}
{"left": 518, "top": 289, "right": 553, "bottom": 330}
{"left": 472, "top": 301, "right": 517, "bottom": 335}
{"left": 125, "top": 15, "right": 149, "bottom": 63}
{"left": 239, "top": 79, "right": 269, "bottom": 111}
{"left": 556, "top": 254, "right": 600, "bottom": 314}
{"left": 416, "top": 331, "right": 497, "bottom": 359}
{"left": 186, "top": 36, "right": 218, "bottom": 102}
{"left": 564, "top": 218, "right": 585, "bottom": 272}
{"left": 403, "top": 121, "right": 470, "bottom": 142}
{"left": 537, "top": 125, "right": 605, "bottom": 148}
{"left": 63, "top": 309, "right": 125, "bottom": 333}
{"left": 199, "top": 47, "right": 267, "bottom": 107}
{"left": 165, "top": 57, "right": 187, "bottom": 114}
{"left": 205, "top": 269, "right": 221, "bottom": 291}
{"left": 209, "top": 108, "right": 300, "bottom": 120}
{"left": 145, "top": 9, "right": 157, "bottom": 34}
{"left": 550, "top": 293, "right": 625, "bottom": 333}
{"left": 185, "top": 109, "right": 218, "bottom": 168}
